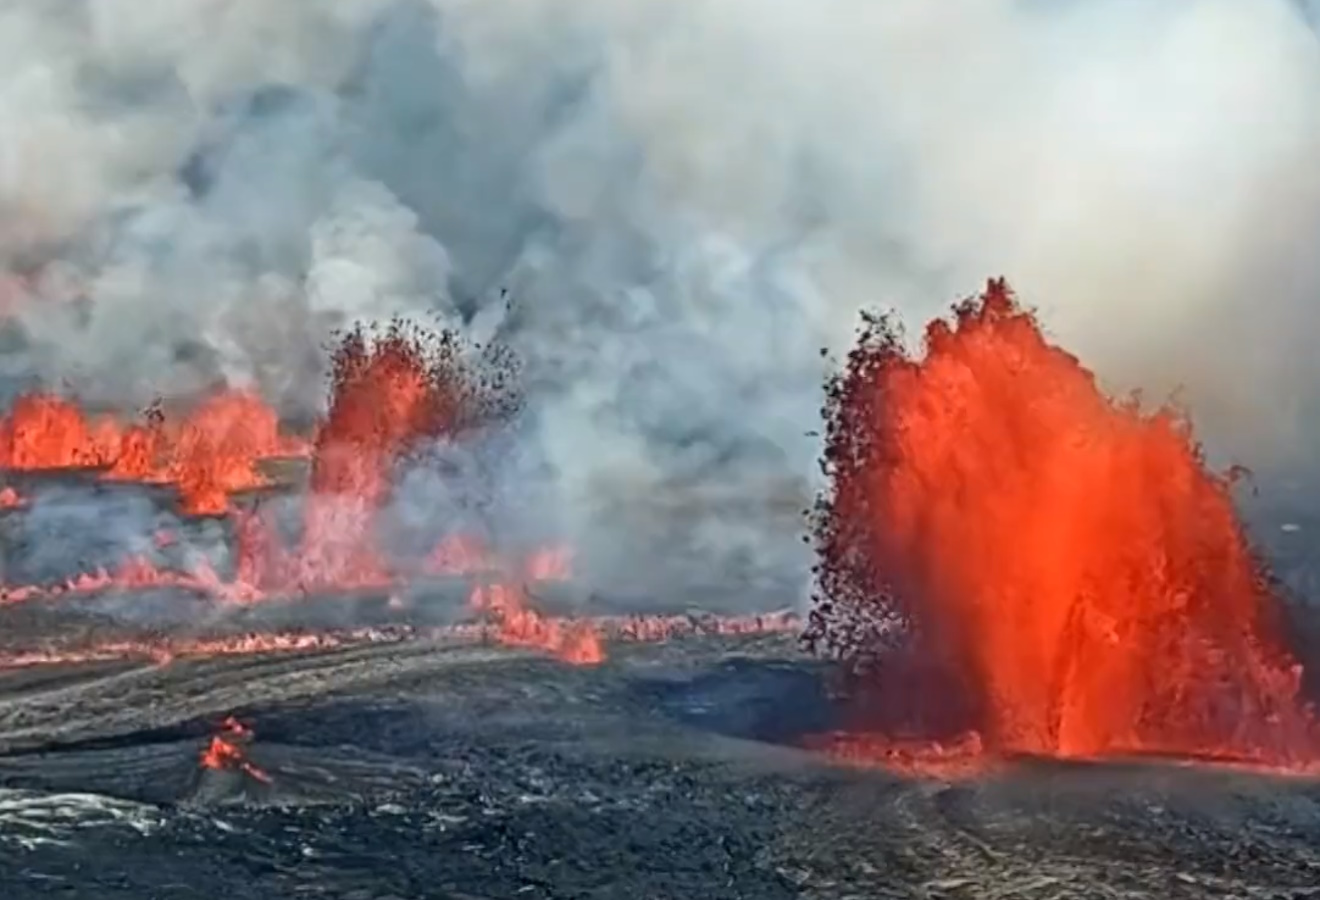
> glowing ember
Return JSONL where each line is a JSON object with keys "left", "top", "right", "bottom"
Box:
{"left": 200, "top": 716, "right": 271, "bottom": 784}
{"left": 804, "top": 279, "right": 1317, "bottom": 774}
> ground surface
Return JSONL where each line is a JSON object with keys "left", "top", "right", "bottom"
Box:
{"left": 0, "top": 615, "right": 1316, "bottom": 900}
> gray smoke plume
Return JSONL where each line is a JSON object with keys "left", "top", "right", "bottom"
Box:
{"left": 3, "top": 0, "right": 1320, "bottom": 606}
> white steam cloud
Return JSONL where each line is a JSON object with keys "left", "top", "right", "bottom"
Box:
{"left": 2, "top": 0, "right": 1320, "bottom": 603}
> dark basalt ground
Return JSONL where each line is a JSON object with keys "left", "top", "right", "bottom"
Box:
{"left": 0, "top": 625, "right": 1316, "bottom": 900}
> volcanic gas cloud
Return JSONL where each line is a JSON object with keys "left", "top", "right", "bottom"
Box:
{"left": 804, "top": 279, "right": 1317, "bottom": 773}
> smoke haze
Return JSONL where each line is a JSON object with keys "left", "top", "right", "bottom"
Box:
{"left": 3, "top": 0, "right": 1320, "bottom": 602}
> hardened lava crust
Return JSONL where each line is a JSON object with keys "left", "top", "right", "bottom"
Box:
{"left": 0, "top": 605, "right": 1318, "bottom": 900}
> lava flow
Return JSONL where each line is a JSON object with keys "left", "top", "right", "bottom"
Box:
{"left": 804, "top": 278, "right": 1317, "bottom": 776}
{"left": 200, "top": 716, "right": 271, "bottom": 784}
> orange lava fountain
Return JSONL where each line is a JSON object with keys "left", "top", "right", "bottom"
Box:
{"left": 804, "top": 279, "right": 1317, "bottom": 774}
{"left": 231, "top": 320, "right": 523, "bottom": 593}
{"left": 296, "top": 321, "right": 473, "bottom": 587}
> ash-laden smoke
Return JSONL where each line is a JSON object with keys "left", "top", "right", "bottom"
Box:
{"left": 3, "top": 0, "right": 1320, "bottom": 605}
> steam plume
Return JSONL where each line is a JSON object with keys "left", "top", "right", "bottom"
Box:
{"left": 3, "top": 0, "right": 1320, "bottom": 603}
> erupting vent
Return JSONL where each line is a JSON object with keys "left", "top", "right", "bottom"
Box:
{"left": 0, "top": 321, "right": 612, "bottom": 665}
{"left": 804, "top": 279, "right": 1317, "bottom": 773}
{"left": 235, "top": 318, "right": 521, "bottom": 593}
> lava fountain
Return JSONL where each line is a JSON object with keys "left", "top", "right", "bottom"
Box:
{"left": 803, "top": 279, "right": 1316, "bottom": 773}
{"left": 242, "top": 318, "right": 521, "bottom": 592}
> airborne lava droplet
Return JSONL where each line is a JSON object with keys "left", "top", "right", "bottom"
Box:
{"left": 804, "top": 279, "right": 1317, "bottom": 773}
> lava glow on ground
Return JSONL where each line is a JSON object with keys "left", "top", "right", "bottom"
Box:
{"left": 802, "top": 279, "right": 1320, "bottom": 779}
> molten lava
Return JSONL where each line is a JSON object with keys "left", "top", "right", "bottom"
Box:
{"left": 0, "top": 394, "right": 118, "bottom": 469}
{"left": 0, "top": 612, "right": 799, "bottom": 672}
{"left": 164, "top": 390, "right": 306, "bottom": 515}
{"left": 469, "top": 581, "right": 604, "bottom": 666}
{"left": 232, "top": 320, "right": 522, "bottom": 593}
{"left": 1, "top": 389, "right": 307, "bottom": 515}
{"left": 296, "top": 322, "right": 468, "bottom": 586}
{"left": 805, "top": 279, "right": 1316, "bottom": 772}
{"left": 425, "top": 533, "right": 495, "bottom": 576}
{"left": 200, "top": 716, "right": 271, "bottom": 784}
{"left": 0, "top": 317, "right": 793, "bottom": 672}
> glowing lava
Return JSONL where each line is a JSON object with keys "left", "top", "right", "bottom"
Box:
{"left": 0, "top": 627, "right": 422, "bottom": 668}
{"left": 804, "top": 279, "right": 1316, "bottom": 774}
{"left": 0, "top": 318, "right": 791, "bottom": 672}
{"left": 162, "top": 390, "right": 306, "bottom": 516}
{"left": 0, "top": 614, "right": 800, "bottom": 671}
{"left": 1, "top": 389, "right": 307, "bottom": 515}
{"left": 0, "top": 394, "right": 117, "bottom": 469}
{"left": 200, "top": 716, "right": 271, "bottom": 784}
{"left": 257, "top": 320, "right": 516, "bottom": 591}
{"left": 469, "top": 581, "right": 604, "bottom": 666}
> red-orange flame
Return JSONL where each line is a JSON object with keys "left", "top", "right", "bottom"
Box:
{"left": 805, "top": 279, "right": 1316, "bottom": 774}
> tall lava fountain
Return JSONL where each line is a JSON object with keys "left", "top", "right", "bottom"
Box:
{"left": 805, "top": 279, "right": 1316, "bottom": 769}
